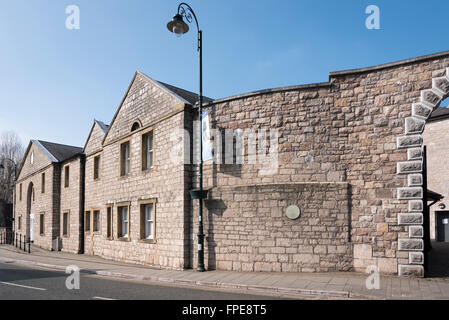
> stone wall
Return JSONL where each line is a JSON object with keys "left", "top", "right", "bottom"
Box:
{"left": 60, "top": 156, "right": 83, "bottom": 253}
{"left": 201, "top": 183, "right": 351, "bottom": 272}
{"left": 188, "top": 54, "right": 449, "bottom": 276}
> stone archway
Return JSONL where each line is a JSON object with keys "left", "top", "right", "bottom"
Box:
{"left": 26, "top": 182, "right": 34, "bottom": 241}
{"left": 396, "top": 67, "right": 449, "bottom": 277}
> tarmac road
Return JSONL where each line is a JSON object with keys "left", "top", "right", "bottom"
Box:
{"left": 0, "top": 261, "right": 291, "bottom": 300}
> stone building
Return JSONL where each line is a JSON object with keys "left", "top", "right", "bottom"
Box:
{"left": 423, "top": 106, "right": 449, "bottom": 240}
{"left": 13, "top": 50, "right": 449, "bottom": 277}
{"left": 14, "top": 140, "right": 83, "bottom": 252}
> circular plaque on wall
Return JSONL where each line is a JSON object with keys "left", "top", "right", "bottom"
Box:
{"left": 286, "top": 205, "right": 301, "bottom": 220}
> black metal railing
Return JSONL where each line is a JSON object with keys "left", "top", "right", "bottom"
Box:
{"left": 0, "top": 230, "right": 31, "bottom": 253}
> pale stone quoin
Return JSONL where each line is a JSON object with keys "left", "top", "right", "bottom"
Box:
{"left": 407, "top": 148, "right": 423, "bottom": 161}
{"left": 407, "top": 174, "right": 423, "bottom": 187}
{"left": 412, "top": 103, "right": 434, "bottom": 120}
{"left": 397, "top": 188, "right": 423, "bottom": 200}
{"left": 398, "top": 239, "right": 424, "bottom": 251}
{"left": 12, "top": 51, "right": 449, "bottom": 277}
{"left": 398, "top": 213, "right": 424, "bottom": 225}
{"left": 409, "top": 200, "right": 424, "bottom": 212}
{"left": 405, "top": 117, "right": 426, "bottom": 134}
{"left": 397, "top": 161, "right": 423, "bottom": 174}
{"left": 409, "top": 252, "right": 424, "bottom": 265}
{"left": 397, "top": 135, "right": 423, "bottom": 149}
{"left": 409, "top": 226, "right": 424, "bottom": 238}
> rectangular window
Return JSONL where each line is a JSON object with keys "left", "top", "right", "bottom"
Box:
{"left": 41, "top": 172, "right": 45, "bottom": 193}
{"left": 39, "top": 214, "right": 45, "bottom": 235}
{"left": 63, "top": 212, "right": 69, "bottom": 237}
{"left": 85, "top": 211, "right": 91, "bottom": 233}
{"left": 18, "top": 216, "right": 22, "bottom": 230}
{"left": 94, "top": 155, "right": 100, "bottom": 180}
{"left": 93, "top": 210, "right": 100, "bottom": 232}
{"left": 106, "top": 206, "right": 113, "bottom": 239}
{"left": 120, "top": 141, "right": 130, "bottom": 176}
{"left": 64, "top": 166, "right": 70, "bottom": 188}
{"left": 142, "top": 131, "right": 154, "bottom": 170}
{"left": 117, "top": 206, "right": 129, "bottom": 238}
{"left": 19, "top": 184, "right": 22, "bottom": 201}
{"left": 140, "top": 202, "right": 155, "bottom": 240}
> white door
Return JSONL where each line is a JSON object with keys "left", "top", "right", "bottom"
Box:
{"left": 29, "top": 214, "right": 34, "bottom": 242}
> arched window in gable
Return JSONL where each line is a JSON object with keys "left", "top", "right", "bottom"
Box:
{"left": 131, "top": 121, "right": 141, "bottom": 132}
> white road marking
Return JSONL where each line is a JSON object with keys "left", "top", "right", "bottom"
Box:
{"left": 0, "top": 281, "right": 46, "bottom": 291}
{"left": 92, "top": 296, "right": 117, "bottom": 300}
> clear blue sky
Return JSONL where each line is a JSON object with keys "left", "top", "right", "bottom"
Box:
{"left": 1, "top": 0, "right": 449, "bottom": 147}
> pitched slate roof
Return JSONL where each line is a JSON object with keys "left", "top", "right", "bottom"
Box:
{"left": 155, "top": 80, "right": 214, "bottom": 105}
{"left": 95, "top": 120, "right": 109, "bottom": 134}
{"left": 137, "top": 72, "right": 213, "bottom": 105}
{"left": 37, "top": 140, "right": 83, "bottom": 162}
{"left": 428, "top": 107, "right": 449, "bottom": 122}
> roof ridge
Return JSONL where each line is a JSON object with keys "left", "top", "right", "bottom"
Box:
{"left": 155, "top": 80, "right": 214, "bottom": 103}
{"left": 137, "top": 71, "right": 214, "bottom": 105}
{"left": 37, "top": 139, "right": 83, "bottom": 149}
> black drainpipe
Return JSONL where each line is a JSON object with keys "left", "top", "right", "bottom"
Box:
{"left": 79, "top": 154, "right": 85, "bottom": 254}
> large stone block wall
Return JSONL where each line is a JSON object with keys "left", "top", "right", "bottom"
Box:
{"left": 336, "top": 64, "right": 449, "bottom": 277}
{"left": 60, "top": 156, "right": 83, "bottom": 254}
{"left": 200, "top": 183, "right": 351, "bottom": 272}
{"left": 189, "top": 56, "right": 449, "bottom": 276}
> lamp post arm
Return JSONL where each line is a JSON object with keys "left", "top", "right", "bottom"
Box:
{"left": 177, "top": 2, "right": 199, "bottom": 31}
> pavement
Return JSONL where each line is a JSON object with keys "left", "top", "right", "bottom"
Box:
{"left": 1, "top": 244, "right": 449, "bottom": 300}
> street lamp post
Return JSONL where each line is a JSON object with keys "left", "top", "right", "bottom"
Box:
{"left": 0, "top": 158, "right": 18, "bottom": 232}
{"left": 167, "top": 3, "right": 207, "bottom": 272}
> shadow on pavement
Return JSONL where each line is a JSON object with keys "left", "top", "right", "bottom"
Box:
{"left": 427, "top": 241, "right": 449, "bottom": 278}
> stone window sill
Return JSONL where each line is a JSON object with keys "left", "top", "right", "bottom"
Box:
{"left": 139, "top": 239, "right": 156, "bottom": 244}
{"left": 118, "top": 174, "right": 132, "bottom": 180}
